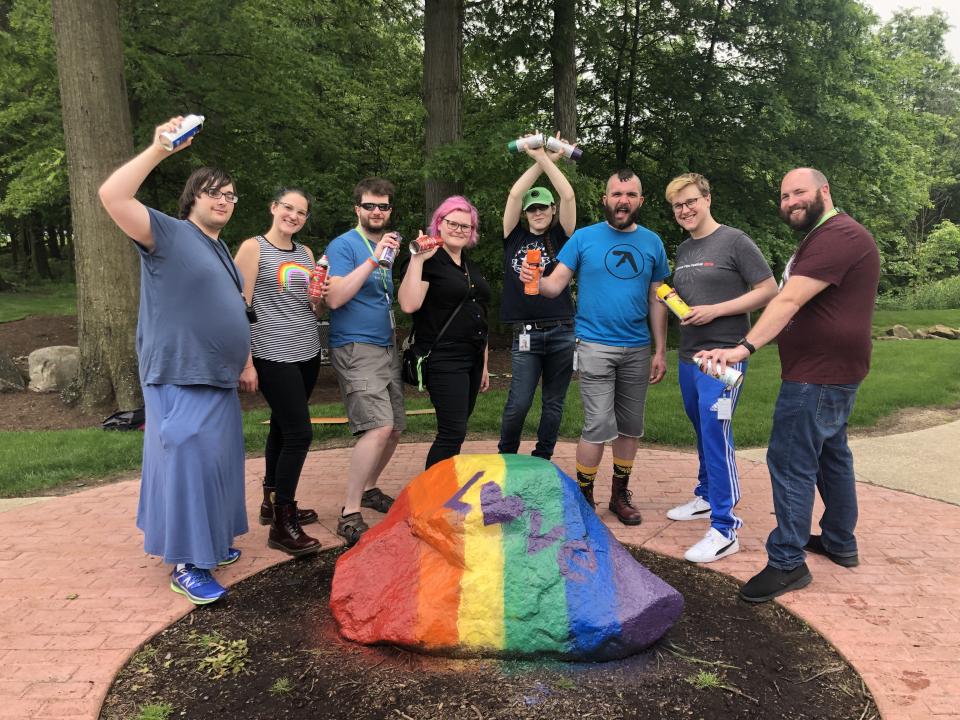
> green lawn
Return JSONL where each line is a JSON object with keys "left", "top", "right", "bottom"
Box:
{"left": 0, "top": 283, "right": 76, "bottom": 322}
{"left": 871, "top": 309, "right": 960, "bottom": 335}
{"left": 2, "top": 341, "right": 958, "bottom": 498}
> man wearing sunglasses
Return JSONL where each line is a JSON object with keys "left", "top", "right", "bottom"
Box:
{"left": 98, "top": 116, "right": 251, "bottom": 606}
{"left": 324, "top": 178, "right": 404, "bottom": 547}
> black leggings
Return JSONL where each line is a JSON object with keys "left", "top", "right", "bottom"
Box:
{"left": 424, "top": 342, "right": 484, "bottom": 470}
{"left": 253, "top": 356, "right": 320, "bottom": 504}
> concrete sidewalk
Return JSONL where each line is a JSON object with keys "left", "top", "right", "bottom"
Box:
{"left": 1, "top": 437, "right": 958, "bottom": 719}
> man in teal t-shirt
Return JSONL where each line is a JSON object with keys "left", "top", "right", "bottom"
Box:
{"left": 522, "top": 169, "right": 670, "bottom": 525}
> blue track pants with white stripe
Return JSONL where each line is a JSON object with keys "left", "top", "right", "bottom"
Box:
{"left": 678, "top": 359, "right": 746, "bottom": 539}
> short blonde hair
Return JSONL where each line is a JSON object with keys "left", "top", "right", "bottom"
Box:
{"left": 665, "top": 173, "right": 711, "bottom": 203}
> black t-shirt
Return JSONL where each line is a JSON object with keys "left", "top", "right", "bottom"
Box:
{"left": 500, "top": 223, "right": 575, "bottom": 324}
{"left": 406, "top": 249, "right": 491, "bottom": 350}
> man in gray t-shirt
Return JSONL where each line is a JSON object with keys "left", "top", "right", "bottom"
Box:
{"left": 662, "top": 173, "right": 778, "bottom": 565}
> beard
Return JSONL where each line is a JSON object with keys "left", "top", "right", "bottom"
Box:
{"left": 360, "top": 216, "right": 388, "bottom": 234}
{"left": 603, "top": 202, "right": 643, "bottom": 230}
{"left": 780, "top": 189, "right": 825, "bottom": 232}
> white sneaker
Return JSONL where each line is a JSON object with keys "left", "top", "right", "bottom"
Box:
{"left": 684, "top": 528, "right": 740, "bottom": 563}
{"left": 666, "top": 496, "right": 711, "bottom": 521}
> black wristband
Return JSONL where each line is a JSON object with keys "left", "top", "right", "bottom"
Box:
{"left": 738, "top": 338, "right": 757, "bottom": 355}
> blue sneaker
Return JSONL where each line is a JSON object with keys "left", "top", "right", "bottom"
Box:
{"left": 217, "top": 548, "right": 241, "bottom": 567}
{"left": 170, "top": 565, "right": 227, "bottom": 605}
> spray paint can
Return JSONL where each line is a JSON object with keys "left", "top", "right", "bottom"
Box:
{"left": 159, "top": 114, "right": 204, "bottom": 151}
{"left": 694, "top": 357, "right": 744, "bottom": 389}
{"left": 379, "top": 233, "right": 401, "bottom": 268}
{"left": 656, "top": 283, "right": 692, "bottom": 320}
{"left": 507, "top": 134, "right": 545, "bottom": 154}
{"left": 308, "top": 255, "right": 329, "bottom": 300}
{"left": 524, "top": 248, "right": 542, "bottom": 295}
{"left": 545, "top": 136, "right": 583, "bottom": 161}
{"left": 409, "top": 236, "right": 444, "bottom": 255}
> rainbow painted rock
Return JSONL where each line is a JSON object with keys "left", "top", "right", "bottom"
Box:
{"left": 330, "top": 454, "right": 683, "bottom": 660}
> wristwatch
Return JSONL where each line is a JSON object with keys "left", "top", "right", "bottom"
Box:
{"left": 737, "top": 338, "right": 757, "bottom": 355}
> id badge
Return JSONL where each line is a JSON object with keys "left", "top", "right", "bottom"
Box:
{"left": 389, "top": 309, "right": 396, "bottom": 330}
{"left": 573, "top": 348, "right": 579, "bottom": 372}
{"left": 716, "top": 397, "right": 732, "bottom": 420}
{"left": 518, "top": 331, "right": 531, "bottom": 352}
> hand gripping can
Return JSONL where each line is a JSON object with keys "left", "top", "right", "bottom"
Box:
{"left": 379, "top": 233, "right": 401, "bottom": 268}
{"left": 159, "top": 114, "right": 204, "bottom": 151}
{"left": 656, "top": 283, "right": 692, "bottom": 320}
{"left": 507, "top": 133, "right": 545, "bottom": 154}
{"left": 694, "top": 357, "right": 744, "bottom": 389}
{"left": 544, "top": 136, "right": 583, "bottom": 161}
{"left": 308, "top": 255, "right": 329, "bottom": 300}
{"left": 409, "top": 236, "right": 444, "bottom": 255}
{"left": 524, "top": 248, "right": 542, "bottom": 295}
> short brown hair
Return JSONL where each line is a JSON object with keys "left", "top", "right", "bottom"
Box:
{"left": 178, "top": 167, "right": 234, "bottom": 220}
{"left": 352, "top": 177, "right": 395, "bottom": 206}
{"left": 665, "top": 173, "right": 710, "bottom": 203}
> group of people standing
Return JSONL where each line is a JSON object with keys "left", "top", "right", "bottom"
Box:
{"left": 99, "top": 117, "right": 879, "bottom": 608}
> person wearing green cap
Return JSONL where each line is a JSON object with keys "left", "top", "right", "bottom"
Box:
{"left": 498, "top": 133, "right": 577, "bottom": 461}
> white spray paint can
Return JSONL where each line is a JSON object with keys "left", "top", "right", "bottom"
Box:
{"left": 159, "top": 114, "right": 204, "bottom": 151}
{"left": 694, "top": 357, "right": 744, "bottom": 389}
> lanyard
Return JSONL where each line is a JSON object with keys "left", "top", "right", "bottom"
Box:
{"left": 188, "top": 221, "right": 243, "bottom": 296}
{"left": 355, "top": 225, "right": 391, "bottom": 299}
{"left": 810, "top": 207, "right": 840, "bottom": 233}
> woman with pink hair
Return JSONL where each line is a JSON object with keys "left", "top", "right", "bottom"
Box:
{"left": 399, "top": 196, "right": 492, "bottom": 468}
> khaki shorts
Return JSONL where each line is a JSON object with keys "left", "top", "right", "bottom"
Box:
{"left": 330, "top": 342, "right": 406, "bottom": 435}
{"left": 576, "top": 340, "right": 651, "bottom": 443}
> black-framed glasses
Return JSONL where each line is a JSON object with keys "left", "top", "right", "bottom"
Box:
{"left": 525, "top": 204, "right": 550, "bottom": 213}
{"left": 276, "top": 201, "right": 309, "bottom": 219}
{"left": 671, "top": 196, "right": 702, "bottom": 212}
{"left": 442, "top": 218, "right": 473, "bottom": 234}
{"left": 358, "top": 202, "right": 393, "bottom": 211}
{"left": 203, "top": 188, "right": 239, "bottom": 204}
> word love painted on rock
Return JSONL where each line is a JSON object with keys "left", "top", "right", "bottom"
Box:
{"left": 445, "top": 470, "right": 597, "bottom": 583}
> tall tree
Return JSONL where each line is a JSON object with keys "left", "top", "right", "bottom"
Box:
{"left": 51, "top": 0, "right": 141, "bottom": 410}
{"left": 551, "top": 0, "right": 577, "bottom": 142}
{"left": 423, "top": 0, "right": 464, "bottom": 216}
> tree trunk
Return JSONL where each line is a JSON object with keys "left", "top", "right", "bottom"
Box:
{"left": 551, "top": 0, "right": 577, "bottom": 143}
{"left": 51, "top": 0, "right": 142, "bottom": 411}
{"left": 28, "top": 219, "right": 52, "bottom": 279}
{"left": 423, "top": 0, "right": 464, "bottom": 218}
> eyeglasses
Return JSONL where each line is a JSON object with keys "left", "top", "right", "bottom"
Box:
{"left": 276, "top": 201, "right": 309, "bottom": 219}
{"left": 671, "top": 197, "right": 702, "bottom": 212}
{"left": 358, "top": 202, "right": 393, "bottom": 211}
{"left": 203, "top": 188, "right": 239, "bottom": 204}
{"left": 525, "top": 204, "right": 550, "bottom": 213}
{"left": 442, "top": 218, "right": 473, "bottom": 234}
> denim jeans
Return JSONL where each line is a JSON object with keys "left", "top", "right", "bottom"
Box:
{"left": 765, "top": 381, "right": 861, "bottom": 570}
{"left": 498, "top": 323, "right": 575, "bottom": 460}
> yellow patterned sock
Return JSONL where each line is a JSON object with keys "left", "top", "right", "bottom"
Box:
{"left": 612, "top": 456, "right": 634, "bottom": 483}
{"left": 575, "top": 462, "right": 599, "bottom": 488}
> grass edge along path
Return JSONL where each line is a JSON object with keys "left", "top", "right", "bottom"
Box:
{"left": 1, "top": 341, "right": 959, "bottom": 498}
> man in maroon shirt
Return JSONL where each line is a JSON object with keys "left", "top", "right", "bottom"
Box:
{"left": 697, "top": 167, "right": 880, "bottom": 603}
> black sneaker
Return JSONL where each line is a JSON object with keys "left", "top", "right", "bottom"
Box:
{"left": 360, "top": 487, "right": 395, "bottom": 513}
{"left": 739, "top": 563, "right": 812, "bottom": 603}
{"left": 337, "top": 511, "right": 369, "bottom": 548}
{"left": 805, "top": 534, "right": 859, "bottom": 568}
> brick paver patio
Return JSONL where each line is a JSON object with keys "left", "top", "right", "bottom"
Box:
{"left": 1, "top": 440, "right": 957, "bottom": 719}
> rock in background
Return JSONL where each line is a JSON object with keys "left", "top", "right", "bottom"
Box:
{"left": 28, "top": 345, "right": 79, "bottom": 392}
{"left": 330, "top": 454, "right": 683, "bottom": 661}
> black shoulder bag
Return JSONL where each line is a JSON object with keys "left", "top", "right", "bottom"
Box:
{"left": 402, "top": 264, "right": 471, "bottom": 391}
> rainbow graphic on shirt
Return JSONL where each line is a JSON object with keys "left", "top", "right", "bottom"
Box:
{"left": 330, "top": 454, "right": 683, "bottom": 660}
{"left": 276, "top": 261, "right": 311, "bottom": 291}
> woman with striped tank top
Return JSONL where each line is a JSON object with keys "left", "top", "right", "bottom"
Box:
{"left": 234, "top": 188, "right": 327, "bottom": 557}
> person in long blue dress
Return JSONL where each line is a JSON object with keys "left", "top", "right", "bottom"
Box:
{"left": 99, "top": 116, "right": 253, "bottom": 605}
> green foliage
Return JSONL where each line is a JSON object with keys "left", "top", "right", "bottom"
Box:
{"left": 269, "top": 677, "right": 293, "bottom": 695}
{"left": 917, "top": 220, "right": 960, "bottom": 280}
{"left": 188, "top": 631, "right": 249, "bottom": 680}
{"left": 135, "top": 704, "right": 173, "bottom": 720}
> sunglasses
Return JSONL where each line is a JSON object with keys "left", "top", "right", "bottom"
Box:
{"left": 358, "top": 202, "right": 393, "bottom": 211}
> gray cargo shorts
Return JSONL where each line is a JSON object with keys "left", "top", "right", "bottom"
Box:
{"left": 330, "top": 342, "right": 406, "bottom": 435}
{"left": 576, "top": 340, "right": 651, "bottom": 443}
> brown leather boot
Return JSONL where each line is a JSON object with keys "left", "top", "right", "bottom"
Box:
{"left": 259, "top": 486, "right": 318, "bottom": 526}
{"left": 609, "top": 477, "right": 642, "bottom": 525}
{"left": 578, "top": 482, "right": 596, "bottom": 509}
{"left": 268, "top": 502, "right": 321, "bottom": 557}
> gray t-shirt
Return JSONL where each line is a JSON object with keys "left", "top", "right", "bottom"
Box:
{"left": 672, "top": 225, "right": 772, "bottom": 362}
{"left": 135, "top": 208, "right": 250, "bottom": 387}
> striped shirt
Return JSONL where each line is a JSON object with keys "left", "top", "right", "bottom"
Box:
{"left": 250, "top": 236, "right": 321, "bottom": 363}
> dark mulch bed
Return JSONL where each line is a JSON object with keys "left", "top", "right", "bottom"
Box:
{"left": 100, "top": 547, "right": 877, "bottom": 720}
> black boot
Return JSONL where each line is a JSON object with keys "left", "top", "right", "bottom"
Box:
{"left": 268, "top": 502, "right": 321, "bottom": 557}
{"left": 259, "top": 485, "right": 318, "bottom": 526}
